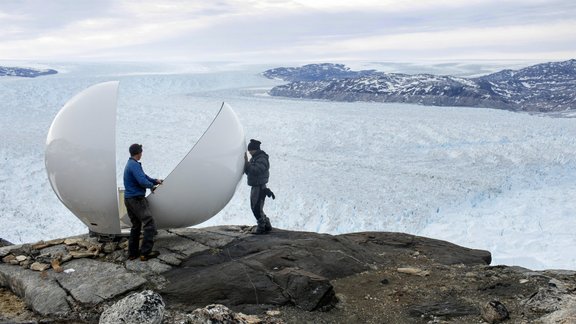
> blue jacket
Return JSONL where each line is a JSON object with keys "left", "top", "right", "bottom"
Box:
{"left": 123, "top": 157, "right": 158, "bottom": 198}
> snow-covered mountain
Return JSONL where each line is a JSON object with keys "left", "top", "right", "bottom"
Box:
{"left": 264, "top": 60, "right": 576, "bottom": 111}
{"left": 263, "top": 63, "right": 376, "bottom": 82}
{"left": 0, "top": 66, "right": 57, "bottom": 78}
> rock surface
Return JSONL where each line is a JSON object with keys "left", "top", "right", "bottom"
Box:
{"left": 0, "top": 226, "right": 574, "bottom": 323}
{"left": 161, "top": 229, "right": 490, "bottom": 313}
{"left": 0, "top": 262, "right": 70, "bottom": 316}
{"left": 54, "top": 258, "right": 148, "bottom": 305}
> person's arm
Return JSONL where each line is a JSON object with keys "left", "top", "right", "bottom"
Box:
{"left": 130, "top": 162, "right": 156, "bottom": 189}
{"left": 244, "top": 152, "right": 250, "bottom": 175}
{"left": 245, "top": 155, "right": 269, "bottom": 175}
{"left": 146, "top": 175, "right": 163, "bottom": 185}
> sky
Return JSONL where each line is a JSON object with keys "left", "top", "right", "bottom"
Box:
{"left": 0, "top": 0, "right": 575, "bottom": 63}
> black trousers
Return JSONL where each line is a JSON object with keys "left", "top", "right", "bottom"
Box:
{"left": 250, "top": 185, "right": 267, "bottom": 223}
{"left": 124, "top": 196, "right": 156, "bottom": 257}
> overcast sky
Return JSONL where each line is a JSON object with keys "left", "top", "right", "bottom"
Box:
{"left": 1, "top": 0, "right": 575, "bottom": 63}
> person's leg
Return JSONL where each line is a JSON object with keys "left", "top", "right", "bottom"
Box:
{"left": 258, "top": 186, "right": 271, "bottom": 232}
{"left": 250, "top": 186, "right": 267, "bottom": 234}
{"left": 257, "top": 187, "right": 273, "bottom": 232}
{"left": 139, "top": 198, "right": 157, "bottom": 256}
{"left": 124, "top": 198, "right": 142, "bottom": 259}
{"left": 250, "top": 186, "right": 261, "bottom": 220}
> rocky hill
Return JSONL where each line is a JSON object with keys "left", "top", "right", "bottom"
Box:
{"left": 263, "top": 63, "right": 376, "bottom": 82}
{"left": 264, "top": 60, "right": 576, "bottom": 112}
{"left": 0, "top": 66, "right": 57, "bottom": 78}
{"left": 1, "top": 226, "right": 575, "bottom": 323}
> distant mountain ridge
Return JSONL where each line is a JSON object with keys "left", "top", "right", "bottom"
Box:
{"left": 0, "top": 66, "right": 57, "bottom": 78}
{"left": 263, "top": 60, "right": 576, "bottom": 111}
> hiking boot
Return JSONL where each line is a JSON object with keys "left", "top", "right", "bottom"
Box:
{"left": 140, "top": 251, "right": 160, "bottom": 261}
{"left": 252, "top": 222, "right": 267, "bottom": 235}
{"left": 264, "top": 217, "right": 272, "bottom": 233}
{"left": 128, "top": 255, "right": 139, "bottom": 261}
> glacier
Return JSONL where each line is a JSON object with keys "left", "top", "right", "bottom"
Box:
{"left": 0, "top": 61, "right": 575, "bottom": 271}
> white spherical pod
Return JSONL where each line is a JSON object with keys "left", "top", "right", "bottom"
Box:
{"left": 46, "top": 82, "right": 245, "bottom": 235}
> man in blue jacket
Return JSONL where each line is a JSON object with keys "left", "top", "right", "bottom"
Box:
{"left": 124, "top": 144, "right": 163, "bottom": 261}
{"left": 244, "top": 139, "right": 273, "bottom": 234}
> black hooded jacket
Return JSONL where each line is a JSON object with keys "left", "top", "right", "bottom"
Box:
{"left": 245, "top": 150, "right": 269, "bottom": 186}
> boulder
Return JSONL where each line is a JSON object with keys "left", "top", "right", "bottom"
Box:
{"left": 15, "top": 255, "right": 27, "bottom": 262}
{"left": 480, "top": 300, "right": 509, "bottom": 323}
{"left": 99, "top": 290, "right": 164, "bottom": 324}
{"left": 187, "top": 304, "right": 264, "bottom": 324}
{"left": 29, "top": 262, "right": 50, "bottom": 272}
{"left": 270, "top": 267, "right": 336, "bottom": 311}
{"left": 2, "top": 254, "right": 16, "bottom": 264}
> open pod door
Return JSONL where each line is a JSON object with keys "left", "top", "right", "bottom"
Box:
{"left": 148, "top": 102, "right": 246, "bottom": 229}
{"left": 45, "top": 81, "right": 121, "bottom": 234}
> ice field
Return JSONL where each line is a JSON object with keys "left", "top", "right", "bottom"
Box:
{"left": 1, "top": 61, "right": 575, "bottom": 270}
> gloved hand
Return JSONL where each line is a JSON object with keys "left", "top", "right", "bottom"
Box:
{"left": 264, "top": 188, "right": 275, "bottom": 200}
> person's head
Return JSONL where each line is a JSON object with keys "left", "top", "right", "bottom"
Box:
{"left": 129, "top": 143, "right": 143, "bottom": 160}
{"left": 247, "top": 139, "right": 261, "bottom": 154}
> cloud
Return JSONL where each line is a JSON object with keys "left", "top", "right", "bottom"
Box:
{"left": 0, "top": 0, "right": 574, "bottom": 62}
{"left": 327, "top": 21, "right": 576, "bottom": 53}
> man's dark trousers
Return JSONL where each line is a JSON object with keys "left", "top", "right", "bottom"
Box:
{"left": 250, "top": 185, "right": 270, "bottom": 232}
{"left": 125, "top": 197, "right": 156, "bottom": 257}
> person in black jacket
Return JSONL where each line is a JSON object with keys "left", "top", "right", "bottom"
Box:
{"left": 244, "top": 139, "right": 273, "bottom": 234}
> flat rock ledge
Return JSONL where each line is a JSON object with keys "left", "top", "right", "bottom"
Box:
{"left": 1, "top": 226, "right": 575, "bottom": 323}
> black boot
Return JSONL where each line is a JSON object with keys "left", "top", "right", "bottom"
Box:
{"left": 264, "top": 217, "right": 272, "bottom": 233}
{"left": 253, "top": 218, "right": 268, "bottom": 235}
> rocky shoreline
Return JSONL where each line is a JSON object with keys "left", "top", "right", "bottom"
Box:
{"left": 1, "top": 226, "right": 575, "bottom": 323}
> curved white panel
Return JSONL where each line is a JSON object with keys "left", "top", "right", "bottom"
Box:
{"left": 148, "top": 103, "right": 246, "bottom": 229}
{"left": 45, "top": 82, "right": 120, "bottom": 234}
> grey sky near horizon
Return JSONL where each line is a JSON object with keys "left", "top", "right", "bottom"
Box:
{"left": 0, "top": 0, "right": 575, "bottom": 63}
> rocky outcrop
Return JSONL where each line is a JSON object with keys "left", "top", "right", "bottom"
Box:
{"left": 161, "top": 229, "right": 490, "bottom": 313}
{"left": 263, "top": 63, "right": 375, "bottom": 82}
{"left": 0, "top": 262, "right": 70, "bottom": 316}
{"left": 0, "top": 226, "right": 574, "bottom": 323}
{"left": 264, "top": 60, "right": 576, "bottom": 112}
{"left": 0, "top": 238, "right": 12, "bottom": 247}
{"left": 0, "top": 66, "right": 57, "bottom": 78}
